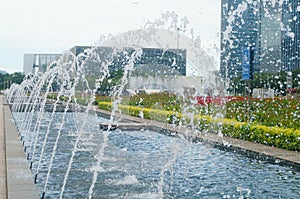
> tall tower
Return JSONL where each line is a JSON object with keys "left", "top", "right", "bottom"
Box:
{"left": 259, "top": 0, "right": 283, "bottom": 73}
{"left": 220, "top": 0, "right": 300, "bottom": 80}
{"left": 282, "top": 0, "right": 300, "bottom": 71}
{"left": 220, "top": 0, "right": 260, "bottom": 80}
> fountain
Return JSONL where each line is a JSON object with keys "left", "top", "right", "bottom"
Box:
{"left": 4, "top": 5, "right": 300, "bottom": 199}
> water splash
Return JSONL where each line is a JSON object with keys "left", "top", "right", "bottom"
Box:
{"left": 4, "top": 11, "right": 219, "bottom": 197}
{"left": 8, "top": 4, "right": 299, "bottom": 197}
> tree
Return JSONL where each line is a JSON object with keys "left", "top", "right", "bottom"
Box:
{"left": 227, "top": 69, "right": 300, "bottom": 96}
{"left": 292, "top": 68, "right": 300, "bottom": 88}
{"left": 96, "top": 69, "right": 124, "bottom": 96}
{"left": 0, "top": 72, "right": 25, "bottom": 90}
{"left": 228, "top": 74, "right": 244, "bottom": 95}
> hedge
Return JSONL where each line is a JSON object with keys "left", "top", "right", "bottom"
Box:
{"left": 225, "top": 98, "right": 300, "bottom": 129}
{"left": 98, "top": 101, "right": 300, "bottom": 151}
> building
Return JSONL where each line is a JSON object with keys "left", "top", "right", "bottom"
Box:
{"left": 70, "top": 45, "right": 187, "bottom": 76}
{"left": 282, "top": 0, "right": 300, "bottom": 71}
{"left": 23, "top": 53, "right": 61, "bottom": 75}
{"left": 220, "top": 0, "right": 260, "bottom": 80}
{"left": 102, "top": 28, "right": 216, "bottom": 77}
{"left": 70, "top": 28, "right": 218, "bottom": 96}
{"left": 221, "top": 0, "right": 300, "bottom": 80}
{"left": 23, "top": 28, "right": 218, "bottom": 96}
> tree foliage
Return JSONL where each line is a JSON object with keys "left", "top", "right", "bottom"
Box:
{"left": 0, "top": 72, "right": 25, "bottom": 90}
{"left": 228, "top": 68, "right": 300, "bottom": 96}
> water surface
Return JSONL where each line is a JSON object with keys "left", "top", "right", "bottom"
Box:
{"left": 14, "top": 112, "right": 300, "bottom": 198}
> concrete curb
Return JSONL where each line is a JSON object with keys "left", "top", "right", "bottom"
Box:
{"left": 1, "top": 95, "right": 39, "bottom": 199}
{"left": 0, "top": 95, "right": 7, "bottom": 199}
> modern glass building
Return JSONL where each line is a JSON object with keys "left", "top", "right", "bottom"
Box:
{"left": 70, "top": 46, "right": 187, "bottom": 76}
{"left": 23, "top": 53, "right": 61, "bottom": 75}
{"left": 23, "top": 45, "right": 187, "bottom": 76}
{"left": 220, "top": 0, "right": 260, "bottom": 80}
{"left": 134, "top": 48, "right": 186, "bottom": 76}
{"left": 221, "top": 0, "right": 300, "bottom": 80}
{"left": 282, "top": 0, "right": 300, "bottom": 71}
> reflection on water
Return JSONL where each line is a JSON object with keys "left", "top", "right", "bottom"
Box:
{"left": 14, "top": 112, "right": 300, "bottom": 198}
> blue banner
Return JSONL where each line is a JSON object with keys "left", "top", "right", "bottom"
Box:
{"left": 242, "top": 48, "right": 250, "bottom": 80}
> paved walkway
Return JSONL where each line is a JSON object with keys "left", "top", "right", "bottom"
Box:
{"left": 0, "top": 95, "right": 7, "bottom": 199}
{"left": 0, "top": 95, "right": 39, "bottom": 199}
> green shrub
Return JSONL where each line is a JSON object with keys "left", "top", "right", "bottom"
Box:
{"left": 98, "top": 101, "right": 112, "bottom": 111}
{"left": 220, "top": 120, "right": 300, "bottom": 151}
{"left": 226, "top": 98, "right": 300, "bottom": 129}
{"left": 98, "top": 101, "right": 300, "bottom": 151}
{"left": 126, "top": 92, "right": 182, "bottom": 112}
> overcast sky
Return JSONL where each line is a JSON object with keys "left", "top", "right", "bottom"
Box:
{"left": 0, "top": 0, "right": 221, "bottom": 73}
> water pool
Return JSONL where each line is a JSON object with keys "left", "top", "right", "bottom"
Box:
{"left": 13, "top": 112, "right": 300, "bottom": 198}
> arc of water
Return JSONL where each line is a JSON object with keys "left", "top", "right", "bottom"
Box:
{"left": 27, "top": 72, "right": 56, "bottom": 163}
{"left": 6, "top": 75, "right": 38, "bottom": 146}
{"left": 33, "top": 71, "right": 59, "bottom": 177}
{"left": 60, "top": 104, "right": 94, "bottom": 199}
{"left": 87, "top": 48, "right": 142, "bottom": 199}
{"left": 43, "top": 94, "right": 72, "bottom": 196}
{"left": 13, "top": 75, "right": 34, "bottom": 114}
{"left": 11, "top": 77, "right": 35, "bottom": 132}
{"left": 60, "top": 47, "right": 111, "bottom": 199}
{"left": 157, "top": 143, "right": 180, "bottom": 197}
{"left": 9, "top": 84, "right": 24, "bottom": 121}
{"left": 157, "top": 135, "right": 190, "bottom": 197}
{"left": 23, "top": 75, "right": 48, "bottom": 151}
{"left": 10, "top": 84, "right": 23, "bottom": 113}
{"left": 42, "top": 53, "right": 79, "bottom": 197}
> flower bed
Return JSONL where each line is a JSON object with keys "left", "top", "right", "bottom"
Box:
{"left": 226, "top": 98, "right": 300, "bottom": 129}
{"left": 98, "top": 101, "right": 300, "bottom": 151}
{"left": 98, "top": 101, "right": 182, "bottom": 123}
{"left": 195, "top": 96, "right": 245, "bottom": 106}
{"left": 125, "top": 92, "right": 182, "bottom": 112}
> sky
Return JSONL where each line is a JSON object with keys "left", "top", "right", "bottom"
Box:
{"left": 0, "top": 0, "right": 221, "bottom": 73}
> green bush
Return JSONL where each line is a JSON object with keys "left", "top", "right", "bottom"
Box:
{"left": 98, "top": 101, "right": 300, "bottom": 151}
{"left": 98, "top": 101, "right": 182, "bottom": 123}
{"left": 98, "top": 101, "right": 112, "bottom": 111}
{"left": 221, "top": 120, "right": 300, "bottom": 151}
{"left": 226, "top": 98, "right": 300, "bottom": 129}
{"left": 125, "top": 92, "right": 182, "bottom": 112}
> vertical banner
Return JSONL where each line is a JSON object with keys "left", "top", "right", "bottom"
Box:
{"left": 242, "top": 47, "right": 250, "bottom": 80}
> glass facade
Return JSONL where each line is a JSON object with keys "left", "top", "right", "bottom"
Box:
{"left": 134, "top": 48, "right": 186, "bottom": 75}
{"left": 34, "top": 54, "right": 61, "bottom": 73}
{"left": 282, "top": 0, "right": 300, "bottom": 71}
{"left": 23, "top": 54, "right": 61, "bottom": 75}
{"left": 71, "top": 46, "right": 187, "bottom": 76}
{"left": 221, "top": 0, "right": 300, "bottom": 79}
{"left": 220, "top": 0, "right": 260, "bottom": 80}
{"left": 260, "top": 0, "right": 282, "bottom": 73}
